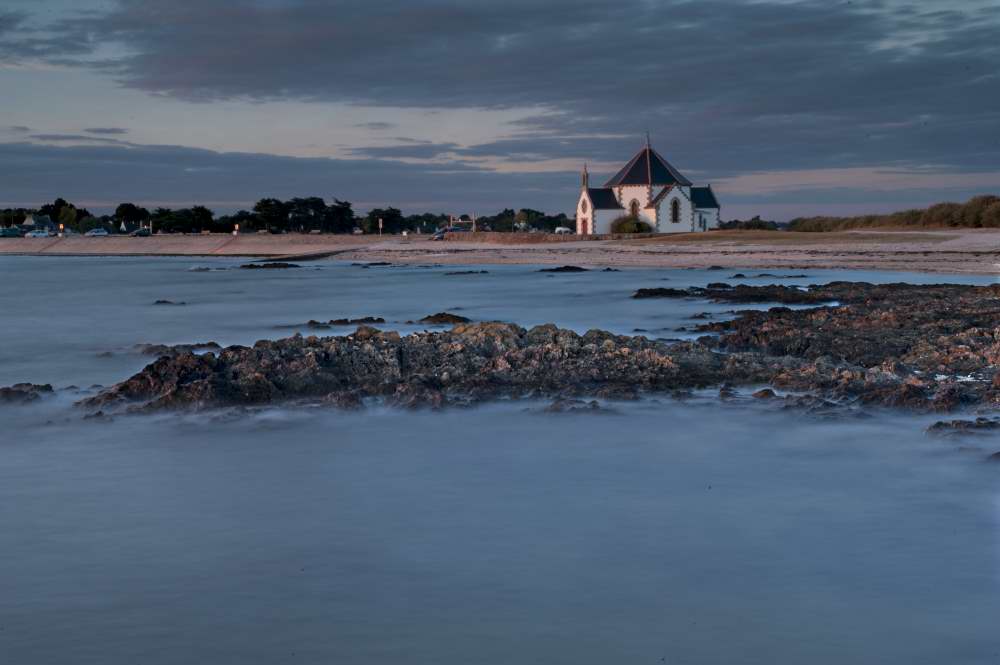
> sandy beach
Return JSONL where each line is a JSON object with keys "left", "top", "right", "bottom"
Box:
{"left": 3, "top": 228, "right": 1000, "bottom": 274}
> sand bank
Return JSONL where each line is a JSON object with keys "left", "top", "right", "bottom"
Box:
{"left": 2, "top": 228, "right": 1000, "bottom": 274}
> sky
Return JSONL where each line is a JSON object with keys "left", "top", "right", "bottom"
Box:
{"left": 1, "top": 0, "right": 999, "bottom": 220}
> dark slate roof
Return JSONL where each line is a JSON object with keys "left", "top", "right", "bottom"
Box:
{"left": 604, "top": 146, "right": 692, "bottom": 187}
{"left": 647, "top": 185, "right": 675, "bottom": 207}
{"left": 586, "top": 188, "right": 623, "bottom": 210}
{"left": 691, "top": 186, "right": 720, "bottom": 209}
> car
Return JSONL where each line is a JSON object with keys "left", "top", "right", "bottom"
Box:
{"left": 24, "top": 229, "right": 52, "bottom": 238}
{"left": 129, "top": 228, "right": 151, "bottom": 237}
{"left": 85, "top": 228, "right": 109, "bottom": 237}
{"left": 553, "top": 226, "right": 574, "bottom": 235}
{"left": 0, "top": 227, "right": 23, "bottom": 238}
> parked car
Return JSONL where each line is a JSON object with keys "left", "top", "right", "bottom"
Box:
{"left": 85, "top": 228, "right": 109, "bottom": 237}
{"left": 129, "top": 228, "right": 151, "bottom": 237}
{"left": 554, "top": 226, "right": 574, "bottom": 235}
{"left": 0, "top": 227, "right": 23, "bottom": 238}
{"left": 24, "top": 229, "right": 52, "bottom": 238}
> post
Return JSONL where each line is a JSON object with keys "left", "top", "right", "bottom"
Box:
{"left": 378, "top": 218, "right": 383, "bottom": 236}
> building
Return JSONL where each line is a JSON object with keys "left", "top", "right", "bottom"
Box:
{"left": 576, "top": 140, "right": 720, "bottom": 235}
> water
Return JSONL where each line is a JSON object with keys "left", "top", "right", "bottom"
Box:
{"left": 1, "top": 257, "right": 999, "bottom": 664}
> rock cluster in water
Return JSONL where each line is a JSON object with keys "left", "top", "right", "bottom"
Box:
{"left": 75, "top": 282, "right": 1000, "bottom": 417}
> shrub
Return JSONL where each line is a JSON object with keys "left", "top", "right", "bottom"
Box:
{"left": 610, "top": 216, "right": 652, "bottom": 234}
{"left": 787, "top": 195, "right": 1000, "bottom": 232}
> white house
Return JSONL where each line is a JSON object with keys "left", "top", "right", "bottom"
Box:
{"left": 576, "top": 140, "right": 720, "bottom": 235}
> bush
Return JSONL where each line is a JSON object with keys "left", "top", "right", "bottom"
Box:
{"left": 719, "top": 216, "right": 778, "bottom": 230}
{"left": 610, "top": 216, "right": 652, "bottom": 234}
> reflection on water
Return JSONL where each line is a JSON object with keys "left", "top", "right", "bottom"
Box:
{"left": 1, "top": 257, "right": 999, "bottom": 664}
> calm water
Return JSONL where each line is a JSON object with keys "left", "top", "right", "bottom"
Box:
{"left": 1, "top": 257, "right": 999, "bottom": 664}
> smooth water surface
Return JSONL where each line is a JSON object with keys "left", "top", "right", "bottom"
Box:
{"left": 1, "top": 257, "right": 998, "bottom": 664}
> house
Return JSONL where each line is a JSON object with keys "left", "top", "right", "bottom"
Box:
{"left": 576, "top": 139, "right": 721, "bottom": 235}
{"left": 21, "top": 214, "right": 56, "bottom": 232}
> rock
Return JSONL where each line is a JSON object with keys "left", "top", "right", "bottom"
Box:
{"left": 752, "top": 388, "right": 777, "bottom": 399}
{"left": 544, "top": 398, "right": 605, "bottom": 413}
{"left": 83, "top": 410, "right": 114, "bottom": 422}
{"left": 0, "top": 383, "right": 54, "bottom": 404}
{"left": 602, "top": 268, "right": 621, "bottom": 272}
{"left": 239, "top": 262, "right": 300, "bottom": 270}
{"left": 927, "top": 417, "right": 1000, "bottom": 436}
{"left": 134, "top": 342, "right": 222, "bottom": 357}
{"left": 538, "top": 265, "right": 588, "bottom": 273}
{"left": 444, "top": 270, "right": 489, "bottom": 275}
{"left": 987, "top": 451, "right": 1000, "bottom": 462}
{"left": 328, "top": 316, "right": 386, "bottom": 325}
{"left": 728, "top": 273, "right": 747, "bottom": 279}
{"left": 153, "top": 300, "right": 186, "bottom": 305}
{"left": 706, "top": 282, "right": 732, "bottom": 289}
{"left": 76, "top": 282, "right": 1000, "bottom": 415}
{"left": 707, "top": 266, "right": 725, "bottom": 270}
{"left": 323, "top": 391, "right": 364, "bottom": 410}
{"left": 633, "top": 287, "right": 692, "bottom": 299}
{"left": 419, "top": 312, "right": 471, "bottom": 324}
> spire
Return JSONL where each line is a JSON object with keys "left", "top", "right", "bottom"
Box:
{"left": 645, "top": 134, "right": 652, "bottom": 186}
{"left": 581, "top": 163, "right": 589, "bottom": 189}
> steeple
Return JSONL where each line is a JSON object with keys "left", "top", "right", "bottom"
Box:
{"left": 581, "top": 163, "right": 589, "bottom": 189}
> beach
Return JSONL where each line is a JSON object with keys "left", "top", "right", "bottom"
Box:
{"left": 3, "top": 228, "right": 1000, "bottom": 273}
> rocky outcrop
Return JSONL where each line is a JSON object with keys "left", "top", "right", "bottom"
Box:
{"left": 79, "top": 282, "right": 1000, "bottom": 415}
{"left": 239, "top": 262, "right": 300, "bottom": 270}
{"left": 1, "top": 383, "right": 53, "bottom": 403}
{"left": 539, "top": 265, "right": 588, "bottom": 273}
{"left": 419, "top": 312, "right": 471, "bottom": 324}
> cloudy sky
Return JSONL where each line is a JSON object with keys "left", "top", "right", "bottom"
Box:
{"left": 2, "top": 0, "right": 999, "bottom": 219}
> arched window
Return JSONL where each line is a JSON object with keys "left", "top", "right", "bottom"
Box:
{"left": 581, "top": 199, "right": 588, "bottom": 214}
{"left": 671, "top": 199, "right": 680, "bottom": 223}
{"left": 629, "top": 200, "right": 640, "bottom": 218}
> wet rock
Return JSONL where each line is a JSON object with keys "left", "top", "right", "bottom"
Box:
{"left": 153, "top": 300, "right": 186, "bottom": 305}
{"left": 706, "top": 282, "right": 732, "bottom": 289}
{"left": 728, "top": 273, "right": 747, "bottom": 279}
{"left": 0, "top": 383, "right": 54, "bottom": 404}
{"left": 633, "top": 287, "right": 691, "bottom": 299}
{"left": 134, "top": 342, "right": 222, "bottom": 357}
{"left": 752, "top": 388, "right": 777, "bottom": 399}
{"left": 77, "top": 282, "right": 1000, "bottom": 415}
{"left": 927, "top": 417, "right": 1000, "bottom": 436}
{"left": 83, "top": 410, "right": 114, "bottom": 423}
{"left": 444, "top": 270, "right": 489, "bottom": 275}
{"left": 988, "top": 451, "right": 1000, "bottom": 462}
{"left": 538, "top": 265, "right": 588, "bottom": 273}
{"left": 544, "top": 398, "right": 606, "bottom": 413}
{"left": 419, "top": 312, "right": 471, "bottom": 325}
{"left": 239, "top": 262, "right": 300, "bottom": 270}
{"left": 323, "top": 390, "right": 364, "bottom": 410}
{"left": 602, "top": 268, "right": 621, "bottom": 272}
{"left": 329, "top": 316, "right": 386, "bottom": 326}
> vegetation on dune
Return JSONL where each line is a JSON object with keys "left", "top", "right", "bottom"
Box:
{"left": 788, "top": 195, "right": 1000, "bottom": 232}
{"left": 610, "top": 216, "right": 652, "bottom": 234}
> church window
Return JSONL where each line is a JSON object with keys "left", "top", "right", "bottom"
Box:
{"left": 671, "top": 199, "right": 680, "bottom": 223}
{"left": 629, "top": 200, "right": 640, "bottom": 218}
{"left": 581, "top": 199, "right": 588, "bottom": 214}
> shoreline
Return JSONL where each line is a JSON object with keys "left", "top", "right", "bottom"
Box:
{"left": 2, "top": 228, "right": 1000, "bottom": 274}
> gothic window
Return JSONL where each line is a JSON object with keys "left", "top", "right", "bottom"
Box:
{"left": 581, "top": 199, "right": 588, "bottom": 214}
{"left": 671, "top": 199, "right": 680, "bottom": 223}
{"left": 629, "top": 200, "right": 640, "bottom": 218}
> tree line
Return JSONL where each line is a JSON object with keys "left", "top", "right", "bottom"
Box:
{"left": 1, "top": 197, "right": 572, "bottom": 234}
{"left": 788, "top": 195, "right": 1000, "bottom": 232}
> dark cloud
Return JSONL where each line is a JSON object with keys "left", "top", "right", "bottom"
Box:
{"left": 84, "top": 127, "right": 129, "bottom": 135}
{"left": 33, "top": 0, "right": 1000, "bottom": 179}
{"left": 7, "top": 126, "right": 31, "bottom": 133}
{"left": 30, "top": 133, "right": 133, "bottom": 146}
{"left": 354, "top": 122, "right": 395, "bottom": 131}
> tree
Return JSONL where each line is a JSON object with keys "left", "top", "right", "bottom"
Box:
{"left": 58, "top": 204, "right": 78, "bottom": 230}
{"left": 115, "top": 202, "right": 151, "bottom": 227}
{"left": 363, "top": 207, "right": 404, "bottom": 234}
{"left": 253, "top": 198, "right": 290, "bottom": 232}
